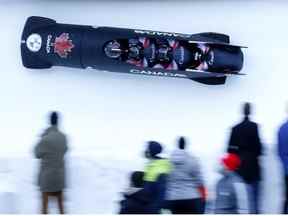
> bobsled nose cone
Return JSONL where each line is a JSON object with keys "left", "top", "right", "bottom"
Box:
{"left": 21, "top": 16, "right": 56, "bottom": 69}
{"left": 210, "top": 47, "right": 244, "bottom": 72}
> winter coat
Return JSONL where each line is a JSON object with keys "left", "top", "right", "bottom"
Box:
{"left": 143, "top": 158, "right": 171, "bottom": 214}
{"left": 227, "top": 117, "right": 263, "bottom": 183}
{"left": 34, "top": 126, "right": 68, "bottom": 192}
{"left": 166, "top": 149, "right": 204, "bottom": 201}
{"left": 278, "top": 120, "right": 288, "bottom": 174}
{"left": 119, "top": 187, "right": 151, "bottom": 214}
{"left": 214, "top": 171, "right": 249, "bottom": 214}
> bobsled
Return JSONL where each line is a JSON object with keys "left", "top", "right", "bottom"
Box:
{"left": 21, "top": 16, "right": 245, "bottom": 85}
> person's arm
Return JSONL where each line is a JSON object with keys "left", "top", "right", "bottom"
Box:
{"left": 34, "top": 136, "right": 48, "bottom": 159}
{"left": 64, "top": 136, "right": 68, "bottom": 153}
{"left": 198, "top": 185, "right": 207, "bottom": 202}
{"left": 227, "top": 128, "right": 239, "bottom": 153}
{"left": 278, "top": 127, "right": 288, "bottom": 166}
{"left": 189, "top": 158, "right": 203, "bottom": 184}
{"left": 142, "top": 173, "right": 167, "bottom": 193}
{"left": 142, "top": 179, "right": 156, "bottom": 200}
{"left": 190, "top": 158, "right": 207, "bottom": 201}
{"left": 34, "top": 140, "right": 43, "bottom": 159}
{"left": 234, "top": 181, "right": 249, "bottom": 214}
{"left": 255, "top": 125, "right": 263, "bottom": 156}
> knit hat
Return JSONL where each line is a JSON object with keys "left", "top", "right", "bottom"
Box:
{"left": 130, "top": 171, "right": 144, "bottom": 188}
{"left": 147, "top": 141, "right": 163, "bottom": 157}
{"left": 221, "top": 153, "right": 241, "bottom": 171}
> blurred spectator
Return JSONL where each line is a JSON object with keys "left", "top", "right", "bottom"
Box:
{"left": 119, "top": 171, "right": 150, "bottom": 214}
{"left": 34, "top": 112, "right": 68, "bottom": 214}
{"left": 166, "top": 136, "right": 206, "bottom": 214}
{"left": 142, "top": 141, "right": 171, "bottom": 214}
{"left": 227, "top": 102, "right": 263, "bottom": 213}
{"left": 214, "top": 153, "right": 249, "bottom": 214}
{"left": 277, "top": 105, "right": 288, "bottom": 213}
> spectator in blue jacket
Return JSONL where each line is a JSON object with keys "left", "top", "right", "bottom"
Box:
{"left": 214, "top": 153, "right": 249, "bottom": 214}
{"left": 278, "top": 107, "right": 288, "bottom": 213}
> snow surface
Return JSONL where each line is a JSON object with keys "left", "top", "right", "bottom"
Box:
{"left": 0, "top": 0, "right": 288, "bottom": 213}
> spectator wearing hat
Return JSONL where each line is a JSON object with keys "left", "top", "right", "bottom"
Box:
{"left": 214, "top": 153, "right": 249, "bottom": 214}
{"left": 34, "top": 111, "right": 68, "bottom": 214}
{"left": 119, "top": 171, "right": 151, "bottom": 214}
{"left": 142, "top": 141, "right": 172, "bottom": 214}
{"left": 166, "top": 136, "right": 206, "bottom": 214}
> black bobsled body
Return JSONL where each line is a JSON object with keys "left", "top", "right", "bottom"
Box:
{"left": 21, "top": 16, "right": 245, "bottom": 85}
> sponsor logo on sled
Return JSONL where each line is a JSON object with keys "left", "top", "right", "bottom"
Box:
{"left": 46, "top": 35, "right": 53, "bottom": 54}
{"left": 26, "top": 34, "right": 42, "bottom": 52}
{"left": 134, "top": 30, "right": 191, "bottom": 38}
{"left": 130, "top": 69, "right": 187, "bottom": 78}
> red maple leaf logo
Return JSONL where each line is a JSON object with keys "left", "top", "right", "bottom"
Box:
{"left": 53, "top": 33, "right": 74, "bottom": 58}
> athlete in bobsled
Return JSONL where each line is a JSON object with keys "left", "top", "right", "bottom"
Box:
{"left": 21, "top": 16, "right": 245, "bottom": 85}
{"left": 104, "top": 38, "right": 212, "bottom": 71}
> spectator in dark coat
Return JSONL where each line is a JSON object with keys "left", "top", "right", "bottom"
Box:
{"left": 277, "top": 105, "right": 288, "bottom": 213}
{"left": 227, "top": 102, "right": 263, "bottom": 214}
{"left": 34, "top": 112, "right": 68, "bottom": 214}
{"left": 119, "top": 171, "right": 150, "bottom": 214}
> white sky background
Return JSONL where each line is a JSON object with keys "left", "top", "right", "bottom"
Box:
{"left": 0, "top": 0, "right": 288, "bottom": 213}
{"left": 0, "top": 0, "right": 287, "bottom": 157}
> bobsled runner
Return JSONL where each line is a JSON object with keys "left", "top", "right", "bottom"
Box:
{"left": 21, "top": 16, "right": 245, "bottom": 85}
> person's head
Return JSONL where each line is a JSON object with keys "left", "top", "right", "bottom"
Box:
{"left": 242, "top": 102, "right": 252, "bottom": 117}
{"left": 178, "top": 136, "right": 186, "bottom": 150}
{"left": 220, "top": 153, "right": 241, "bottom": 173}
{"left": 130, "top": 171, "right": 144, "bottom": 188}
{"left": 144, "top": 141, "right": 163, "bottom": 159}
{"left": 49, "top": 111, "right": 59, "bottom": 126}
